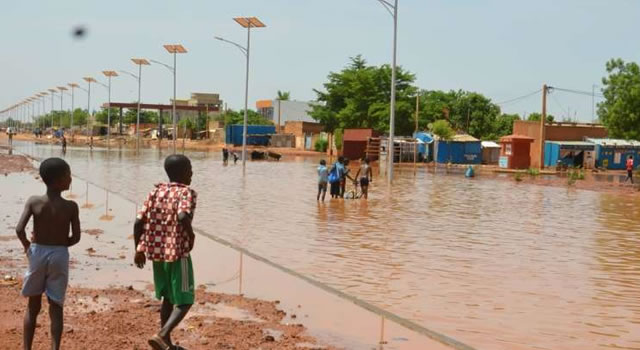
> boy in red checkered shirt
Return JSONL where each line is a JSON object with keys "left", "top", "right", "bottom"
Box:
{"left": 133, "top": 154, "right": 197, "bottom": 350}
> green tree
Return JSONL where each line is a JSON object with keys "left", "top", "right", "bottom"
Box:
{"left": 430, "top": 119, "right": 454, "bottom": 141}
{"left": 219, "top": 109, "right": 272, "bottom": 126}
{"left": 598, "top": 58, "right": 640, "bottom": 139}
{"left": 492, "top": 113, "right": 521, "bottom": 139}
{"left": 417, "top": 89, "right": 504, "bottom": 139}
{"left": 124, "top": 109, "right": 158, "bottom": 124}
{"left": 527, "top": 112, "right": 555, "bottom": 123}
{"left": 310, "top": 55, "right": 417, "bottom": 134}
{"left": 276, "top": 90, "right": 290, "bottom": 101}
{"left": 94, "top": 108, "right": 120, "bottom": 126}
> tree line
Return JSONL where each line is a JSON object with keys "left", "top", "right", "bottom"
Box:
{"left": 310, "top": 55, "right": 638, "bottom": 141}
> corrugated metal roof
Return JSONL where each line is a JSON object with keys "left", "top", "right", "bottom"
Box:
{"left": 584, "top": 138, "right": 640, "bottom": 148}
{"left": 481, "top": 141, "right": 500, "bottom": 148}
{"left": 547, "top": 141, "right": 595, "bottom": 147}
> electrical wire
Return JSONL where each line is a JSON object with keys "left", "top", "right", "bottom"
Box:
{"left": 495, "top": 89, "right": 542, "bottom": 105}
{"left": 551, "top": 86, "right": 605, "bottom": 99}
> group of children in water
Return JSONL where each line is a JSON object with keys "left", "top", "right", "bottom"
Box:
{"left": 317, "top": 156, "right": 373, "bottom": 201}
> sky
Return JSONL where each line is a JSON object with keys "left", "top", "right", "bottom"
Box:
{"left": 1, "top": 0, "right": 639, "bottom": 123}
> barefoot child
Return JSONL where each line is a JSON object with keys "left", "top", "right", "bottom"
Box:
{"left": 16, "top": 157, "right": 81, "bottom": 350}
{"left": 355, "top": 158, "right": 373, "bottom": 199}
{"left": 134, "top": 154, "right": 197, "bottom": 350}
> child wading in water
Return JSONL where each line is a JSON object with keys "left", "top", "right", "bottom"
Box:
{"left": 355, "top": 158, "right": 373, "bottom": 199}
{"left": 317, "top": 159, "right": 328, "bottom": 201}
{"left": 16, "top": 158, "right": 81, "bottom": 350}
{"left": 134, "top": 154, "right": 197, "bottom": 350}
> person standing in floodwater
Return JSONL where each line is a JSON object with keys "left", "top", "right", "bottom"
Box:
{"left": 133, "top": 154, "right": 197, "bottom": 350}
{"left": 222, "top": 148, "right": 229, "bottom": 164}
{"left": 340, "top": 158, "right": 355, "bottom": 198}
{"left": 317, "top": 159, "right": 328, "bottom": 201}
{"left": 329, "top": 157, "right": 345, "bottom": 199}
{"left": 61, "top": 135, "right": 67, "bottom": 153}
{"left": 625, "top": 155, "right": 634, "bottom": 184}
{"left": 355, "top": 158, "right": 373, "bottom": 199}
{"left": 16, "top": 158, "right": 81, "bottom": 350}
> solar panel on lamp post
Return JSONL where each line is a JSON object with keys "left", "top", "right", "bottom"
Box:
{"left": 68, "top": 83, "right": 80, "bottom": 133}
{"left": 39, "top": 92, "right": 48, "bottom": 130}
{"left": 57, "top": 86, "right": 68, "bottom": 130}
{"left": 131, "top": 58, "right": 150, "bottom": 152}
{"left": 161, "top": 44, "right": 187, "bottom": 154}
{"left": 48, "top": 89, "right": 57, "bottom": 128}
{"left": 83, "top": 77, "right": 97, "bottom": 143}
{"left": 215, "top": 17, "right": 266, "bottom": 173}
{"left": 102, "top": 71, "right": 118, "bottom": 148}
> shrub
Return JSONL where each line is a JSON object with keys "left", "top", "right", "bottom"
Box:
{"left": 514, "top": 172, "right": 523, "bottom": 182}
{"left": 314, "top": 139, "right": 328, "bottom": 152}
{"left": 527, "top": 168, "right": 540, "bottom": 176}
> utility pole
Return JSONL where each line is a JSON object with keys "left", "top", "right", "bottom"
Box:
{"left": 540, "top": 84, "right": 548, "bottom": 169}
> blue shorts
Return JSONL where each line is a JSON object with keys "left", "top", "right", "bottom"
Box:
{"left": 22, "top": 244, "right": 69, "bottom": 306}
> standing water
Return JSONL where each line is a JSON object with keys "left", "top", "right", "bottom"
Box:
{"left": 14, "top": 142, "right": 640, "bottom": 350}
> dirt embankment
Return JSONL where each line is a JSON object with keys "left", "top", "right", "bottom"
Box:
{"left": 0, "top": 154, "right": 34, "bottom": 174}
{"left": 0, "top": 275, "right": 333, "bottom": 350}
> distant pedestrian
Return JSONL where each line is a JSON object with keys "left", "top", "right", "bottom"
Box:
{"left": 624, "top": 155, "right": 634, "bottom": 184}
{"left": 232, "top": 151, "right": 239, "bottom": 164}
{"left": 317, "top": 160, "right": 328, "bottom": 201}
{"left": 61, "top": 135, "right": 67, "bottom": 153}
{"left": 355, "top": 158, "right": 373, "bottom": 199}
{"left": 222, "top": 148, "right": 229, "bottom": 164}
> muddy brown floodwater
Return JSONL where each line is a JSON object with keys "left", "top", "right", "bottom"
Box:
{"left": 9, "top": 141, "right": 640, "bottom": 350}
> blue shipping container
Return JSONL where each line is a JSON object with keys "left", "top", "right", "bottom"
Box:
{"left": 225, "top": 125, "right": 276, "bottom": 146}
{"left": 544, "top": 141, "right": 595, "bottom": 167}
{"left": 435, "top": 141, "right": 482, "bottom": 164}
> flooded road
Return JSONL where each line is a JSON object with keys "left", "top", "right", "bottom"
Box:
{"left": 12, "top": 142, "right": 640, "bottom": 350}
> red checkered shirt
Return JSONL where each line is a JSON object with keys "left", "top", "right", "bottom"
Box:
{"left": 136, "top": 183, "right": 197, "bottom": 262}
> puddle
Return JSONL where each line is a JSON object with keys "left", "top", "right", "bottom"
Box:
{"left": 189, "top": 302, "right": 263, "bottom": 323}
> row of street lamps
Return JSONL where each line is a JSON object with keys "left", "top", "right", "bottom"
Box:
{"left": 2, "top": 8, "right": 400, "bottom": 180}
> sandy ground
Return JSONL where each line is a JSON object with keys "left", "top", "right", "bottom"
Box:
{"left": 0, "top": 157, "right": 335, "bottom": 350}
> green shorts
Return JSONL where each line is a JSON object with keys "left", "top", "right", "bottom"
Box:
{"left": 152, "top": 256, "right": 195, "bottom": 305}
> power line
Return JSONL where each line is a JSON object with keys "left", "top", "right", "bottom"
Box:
{"left": 550, "top": 86, "right": 605, "bottom": 99}
{"left": 495, "top": 89, "right": 542, "bottom": 105}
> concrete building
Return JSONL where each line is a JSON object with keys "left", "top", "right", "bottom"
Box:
{"left": 284, "top": 121, "right": 325, "bottom": 150}
{"left": 513, "top": 120, "right": 608, "bottom": 168}
{"left": 256, "top": 100, "right": 315, "bottom": 130}
{"left": 173, "top": 92, "right": 222, "bottom": 121}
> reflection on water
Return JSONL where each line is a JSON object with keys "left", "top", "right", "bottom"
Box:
{"left": 13, "top": 142, "right": 640, "bottom": 350}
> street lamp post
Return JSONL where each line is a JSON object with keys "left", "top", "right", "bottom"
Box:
{"left": 376, "top": 0, "right": 399, "bottom": 184}
{"left": 48, "top": 88, "right": 57, "bottom": 129}
{"left": 68, "top": 83, "right": 79, "bottom": 133}
{"left": 215, "top": 16, "right": 266, "bottom": 171}
{"left": 83, "top": 77, "right": 96, "bottom": 144}
{"left": 155, "top": 44, "right": 188, "bottom": 154}
{"left": 57, "top": 86, "right": 68, "bottom": 130}
{"left": 40, "top": 92, "right": 48, "bottom": 129}
{"left": 102, "top": 71, "right": 118, "bottom": 148}
{"left": 130, "top": 58, "right": 150, "bottom": 152}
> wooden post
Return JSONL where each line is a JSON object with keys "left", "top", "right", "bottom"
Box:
{"left": 277, "top": 99, "right": 281, "bottom": 134}
{"left": 540, "top": 84, "right": 548, "bottom": 169}
{"left": 414, "top": 95, "right": 419, "bottom": 174}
